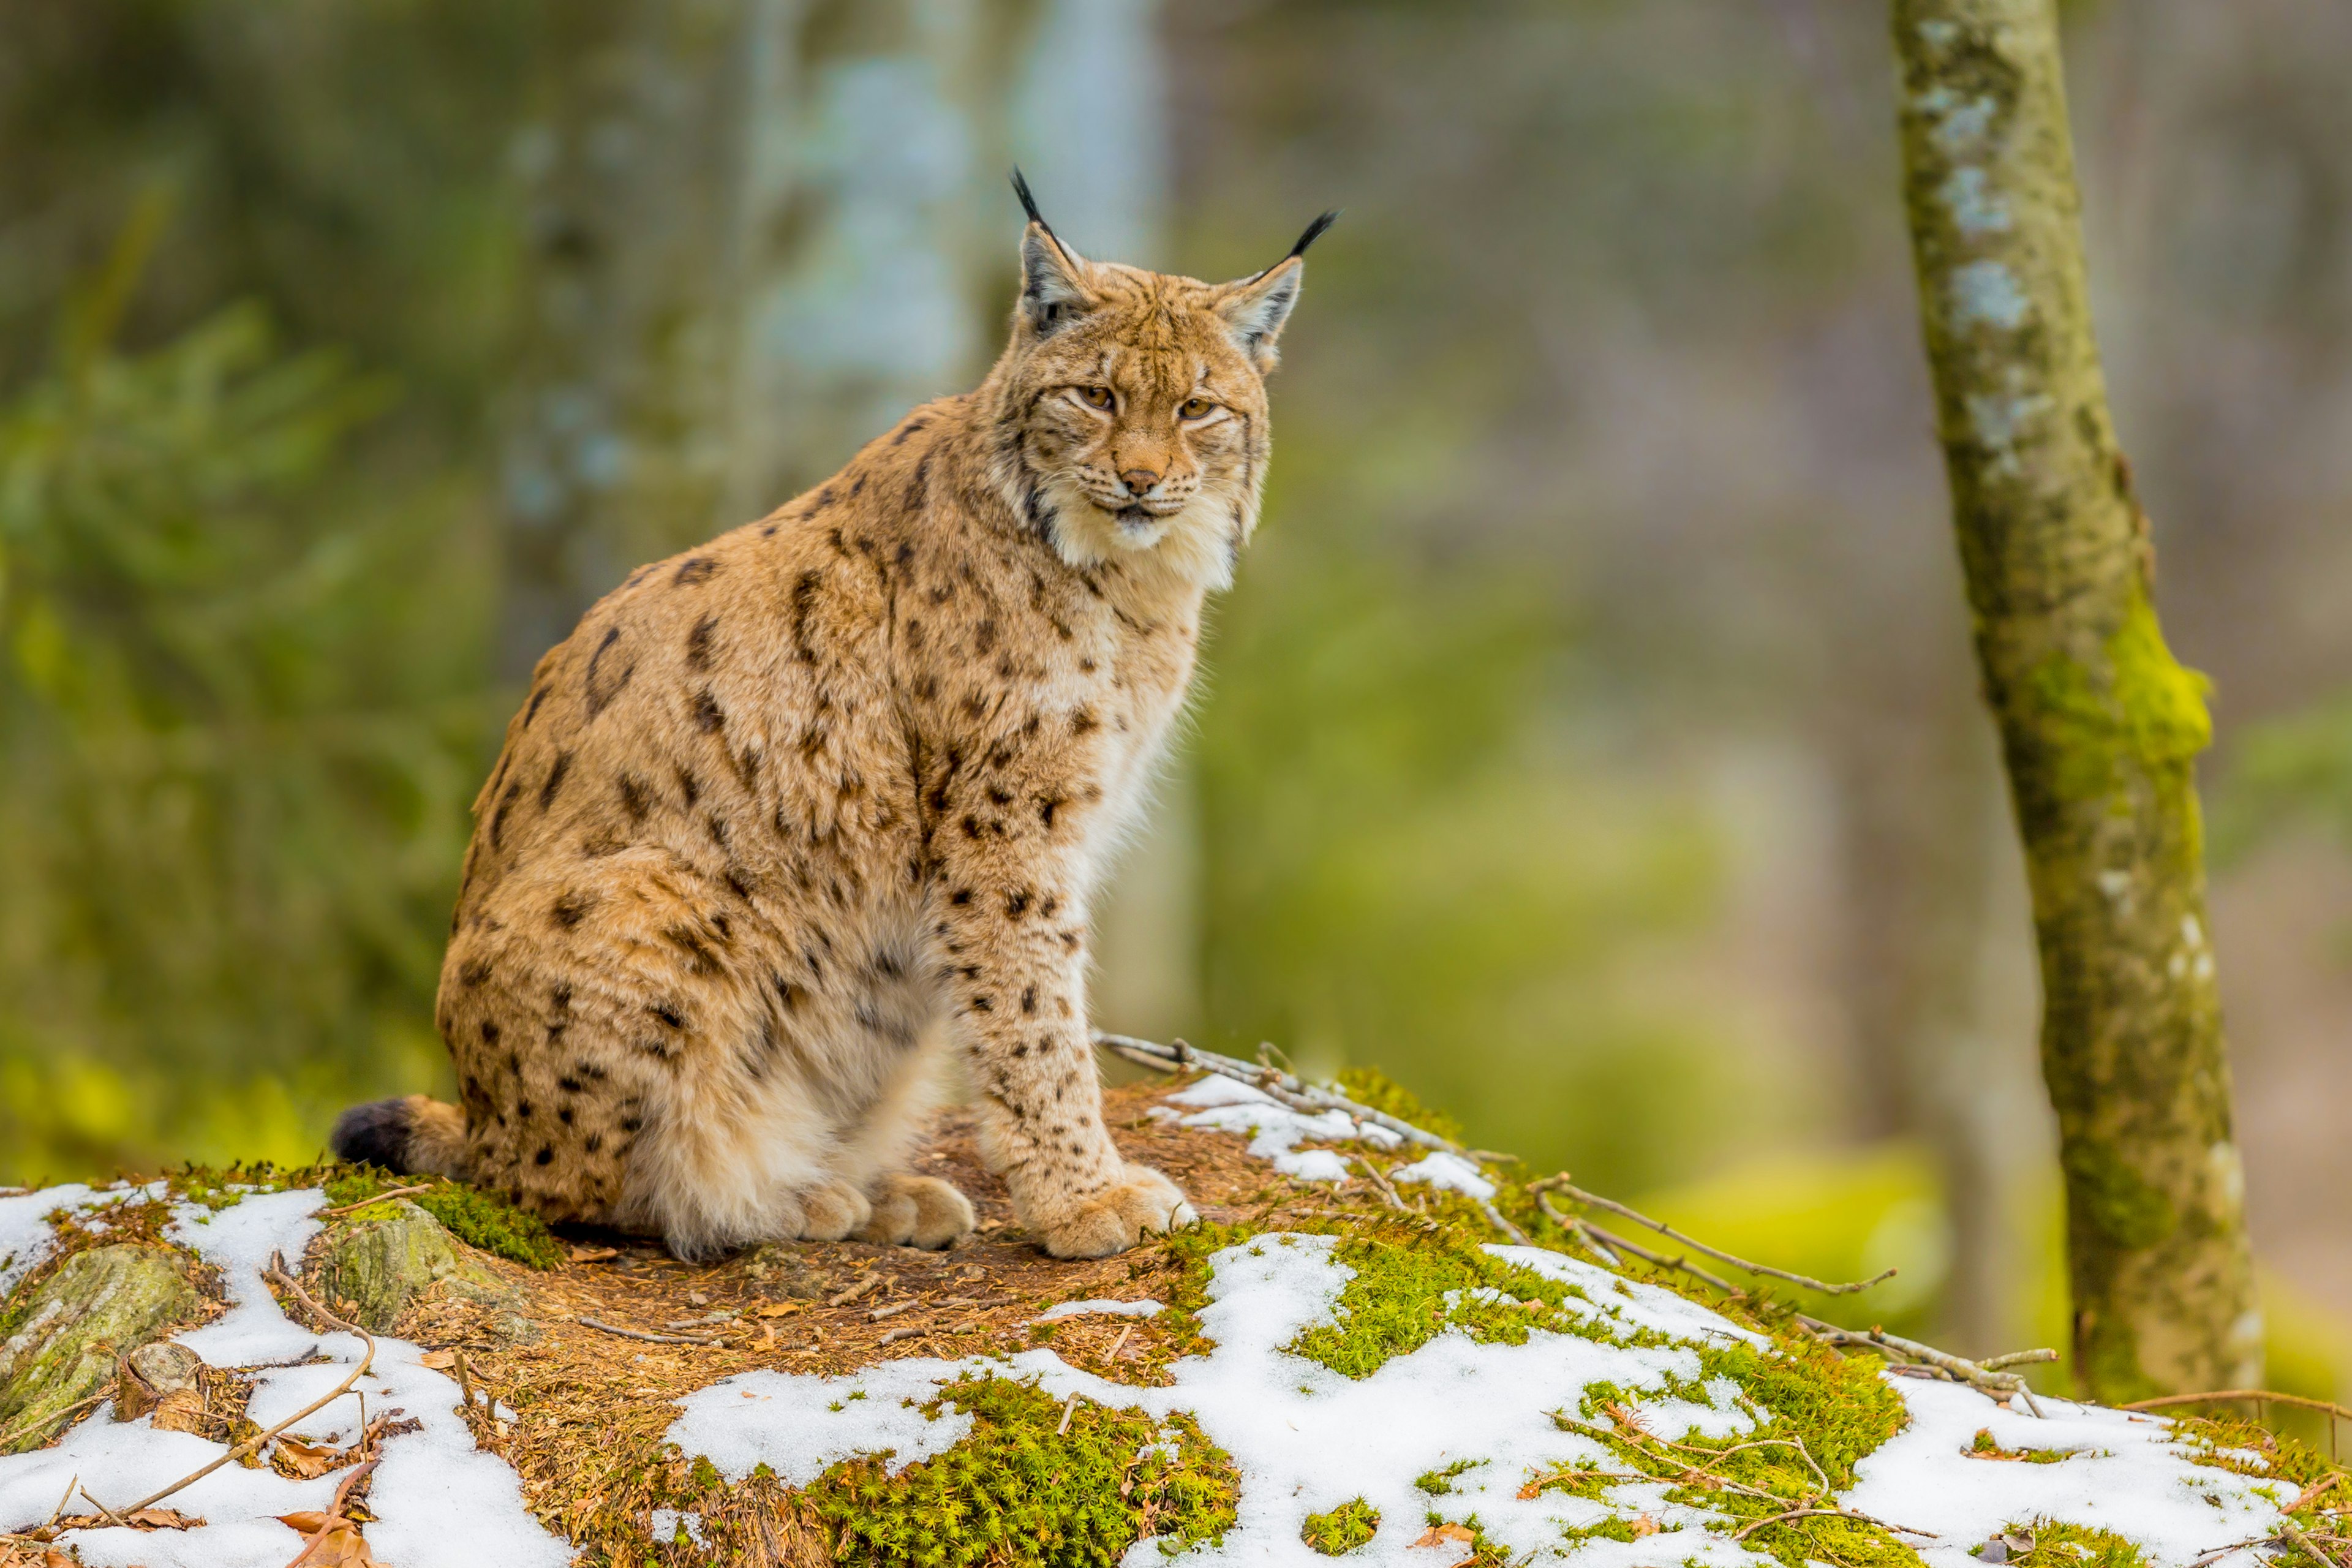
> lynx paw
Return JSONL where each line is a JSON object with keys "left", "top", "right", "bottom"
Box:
{"left": 858, "top": 1174, "right": 976, "bottom": 1250}
{"left": 1030, "top": 1163, "right": 1196, "bottom": 1259}
{"left": 791, "top": 1179, "right": 872, "bottom": 1243}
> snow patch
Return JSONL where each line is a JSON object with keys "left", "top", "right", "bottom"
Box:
{"left": 1147, "top": 1075, "right": 1396, "bottom": 1183}
{"left": 1390, "top": 1152, "right": 1496, "bottom": 1202}
{"left": 667, "top": 1360, "right": 979, "bottom": 1487}
{"left": 0, "top": 1186, "right": 568, "bottom": 1568}
{"left": 1035, "top": 1298, "right": 1165, "bottom": 1321}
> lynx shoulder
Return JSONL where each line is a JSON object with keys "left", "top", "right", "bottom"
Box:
{"left": 332, "top": 186, "right": 1330, "bottom": 1261}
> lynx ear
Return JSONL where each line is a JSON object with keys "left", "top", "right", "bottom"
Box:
{"left": 1216, "top": 210, "right": 1336, "bottom": 371}
{"left": 1012, "top": 168, "right": 1090, "bottom": 335}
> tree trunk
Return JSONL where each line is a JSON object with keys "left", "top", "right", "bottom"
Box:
{"left": 1890, "top": 0, "right": 2260, "bottom": 1401}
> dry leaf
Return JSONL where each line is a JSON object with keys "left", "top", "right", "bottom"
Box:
{"left": 1411, "top": 1522, "right": 1477, "bottom": 1548}
{"left": 754, "top": 1302, "right": 804, "bottom": 1318}
{"left": 279, "top": 1516, "right": 383, "bottom": 1567}
{"left": 566, "top": 1245, "right": 619, "bottom": 1263}
{"left": 47, "top": 1505, "right": 205, "bottom": 1532}
{"left": 1631, "top": 1515, "right": 1661, "bottom": 1537}
{"left": 417, "top": 1349, "right": 457, "bottom": 1370}
{"left": 278, "top": 1513, "right": 333, "bottom": 1534}
{"left": 273, "top": 1436, "right": 353, "bottom": 1480}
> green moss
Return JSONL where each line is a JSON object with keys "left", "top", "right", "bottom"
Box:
{"left": 322, "top": 1167, "right": 564, "bottom": 1270}
{"left": 1414, "top": 1458, "right": 1484, "bottom": 1496}
{"left": 1286, "top": 1218, "right": 1638, "bottom": 1380}
{"left": 1332, "top": 1067, "right": 1464, "bottom": 1147}
{"left": 2060, "top": 1143, "right": 2176, "bottom": 1251}
{"left": 2026, "top": 590, "right": 2212, "bottom": 806}
{"left": 805, "top": 1375, "right": 1238, "bottom": 1566}
{"left": 1970, "top": 1428, "right": 2078, "bottom": 1464}
{"left": 1302, "top": 1498, "right": 1379, "bottom": 1555}
{"left": 1553, "top": 1335, "right": 1916, "bottom": 1568}
{"left": 1996, "top": 1520, "right": 2150, "bottom": 1568}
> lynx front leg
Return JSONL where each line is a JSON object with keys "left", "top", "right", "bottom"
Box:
{"left": 935, "top": 878, "right": 1193, "bottom": 1258}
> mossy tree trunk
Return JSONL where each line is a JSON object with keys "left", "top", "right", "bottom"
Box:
{"left": 1889, "top": 0, "right": 2260, "bottom": 1401}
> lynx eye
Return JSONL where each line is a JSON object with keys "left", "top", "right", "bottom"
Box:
{"left": 1178, "top": 397, "right": 1216, "bottom": 420}
{"left": 1076, "top": 386, "right": 1115, "bottom": 411}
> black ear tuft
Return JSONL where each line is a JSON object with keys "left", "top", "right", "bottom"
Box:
{"left": 331, "top": 1097, "right": 417, "bottom": 1170}
{"left": 1011, "top": 168, "right": 1051, "bottom": 235}
{"left": 1287, "top": 209, "right": 1341, "bottom": 262}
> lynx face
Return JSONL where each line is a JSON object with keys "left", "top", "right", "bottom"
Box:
{"left": 995, "top": 208, "right": 1322, "bottom": 590}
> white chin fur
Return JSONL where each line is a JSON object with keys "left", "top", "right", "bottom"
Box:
{"left": 1040, "top": 478, "right": 1242, "bottom": 592}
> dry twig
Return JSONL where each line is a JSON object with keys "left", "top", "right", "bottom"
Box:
{"left": 1531, "top": 1174, "right": 1894, "bottom": 1296}
{"left": 0, "top": 1394, "right": 106, "bottom": 1452}
{"left": 1094, "top": 1031, "right": 1460, "bottom": 1152}
{"left": 106, "top": 1259, "right": 377, "bottom": 1519}
{"left": 314, "top": 1185, "right": 434, "bottom": 1219}
{"left": 578, "top": 1316, "right": 720, "bottom": 1347}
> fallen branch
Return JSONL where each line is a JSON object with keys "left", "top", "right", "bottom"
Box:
{"left": 107, "top": 1257, "right": 377, "bottom": 1519}
{"left": 1093, "top": 1032, "right": 1460, "bottom": 1153}
{"left": 0, "top": 1393, "right": 107, "bottom": 1452}
{"left": 315, "top": 1184, "right": 435, "bottom": 1219}
{"left": 578, "top": 1316, "right": 720, "bottom": 1347}
{"left": 1531, "top": 1174, "right": 1895, "bottom": 1297}
{"left": 2122, "top": 1390, "right": 2352, "bottom": 1423}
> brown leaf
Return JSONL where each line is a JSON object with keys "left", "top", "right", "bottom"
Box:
{"left": 1411, "top": 1522, "right": 1477, "bottom": 1548}
{"left": 273, "top": 1435, "right": 352, "bottom": 1479}
{"left": 282, "top": 1517, "right": 383, "bottom": 1567}
{"left": 277, "top": 1513, "right": 333, "bottom": 1534}
{"left": 566, "top": 1245, "right": 619, "bottom": 1263}
{"left": 417, "top": 1349, "right": 457, "bottom": 1370}
{"left": 1631, "top": 1515, "right": 1662, "bottom": 1537}
{"left": 754, "top": 1302, "right": 804, "bottom": 1318}
{"left": 126, "top": 1506, "right": 205, "bottom": 1530}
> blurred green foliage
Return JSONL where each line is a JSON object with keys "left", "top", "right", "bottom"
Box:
{"left": 0, "top": 219, "right": 495, "bottom": 1181}
{"left": 2214, "top": 690, "right": 2352, "bottom": 862}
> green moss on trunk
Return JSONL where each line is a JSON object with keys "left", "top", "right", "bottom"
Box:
{"left": 1890, "top": 0, "right": 2259, "bottom": 1400}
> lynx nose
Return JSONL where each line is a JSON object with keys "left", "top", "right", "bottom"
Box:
{"left": 1119, "top": 467, "right": 1161, "bottom": 496}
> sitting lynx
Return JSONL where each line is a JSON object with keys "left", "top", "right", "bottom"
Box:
{"left": 332, "top": 178, "right": 1330, "bottom": 1260}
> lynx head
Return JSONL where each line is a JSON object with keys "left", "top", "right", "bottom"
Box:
{"left": 989, "top": 172, "right": 1333, "bottom": 590}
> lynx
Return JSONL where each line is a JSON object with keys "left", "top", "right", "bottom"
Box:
{"left": 332, "top": 178, "right": 1330, "bottom": 1260}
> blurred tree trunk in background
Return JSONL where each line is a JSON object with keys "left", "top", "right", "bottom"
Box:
{"left": 500, "top": 0, "right": 1196, "bottom": 1033}
{"left": 1007, "top": 0, "right": 1199, "bottom": 1045}
{"left": 501, "top": 0, "right": 1003, "bottom": 679}
{"left": 1891, "top": 0, "right": 2260, "bottom": 1399}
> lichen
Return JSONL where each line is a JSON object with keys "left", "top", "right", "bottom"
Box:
{"left": 802, "top": 1374, "right": 1238, "bottom": 1566}
{"left": 0, "top": 1243, "right": 200, "bottom": 1453}
{"left": 1302, "top": 1497, "right": 1379, "bottom": 1555}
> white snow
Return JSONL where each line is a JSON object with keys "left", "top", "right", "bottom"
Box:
{"left": 1035, "top": 1298, "right": 1164, "bottom": 1321}
{"left": 1849, "top": 1379, "right": 2288, "bottom": 1568}
{"left": 0, "top": 1185, "right": 568, "bottom": 1568}
{"left": 0, "top": 1185, "right": 92, "bottom": 1297}
{"left": 1147, "top": 1074, "right": 1397, "bottom": 1183}
{"left": 1, "top": 1095, "right": 2315, "bottom": 1567}
{"left": 1390, "top": 1151, "right": 1497, "bottom": 1202}
{"left": 666, "top": 1359, "right": 979, "bottom": 1486}
{"left": 666, "top": 1232, "right": 2293, "bottom": 1567}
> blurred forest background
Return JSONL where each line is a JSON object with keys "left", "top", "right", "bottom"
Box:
{"left": 2, "top": 0, "right": 2348, "bottom": 1397}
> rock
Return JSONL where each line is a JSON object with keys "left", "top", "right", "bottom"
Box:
{"left": 313, "top": 1199, "right": 522, "bottom": 1334}
{"left": 117, "top": 1340, "right": 209, "bottom": 1433}
{"left": 0, "top": 1243, "right": 199, "bottom": 1453}
{"left": 741, "top": 1244, "right": 832, "bottom": 1302}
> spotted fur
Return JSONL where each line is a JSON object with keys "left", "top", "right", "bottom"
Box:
{"left": 332, "top": 194, "right": 1322, "bottom": 1261}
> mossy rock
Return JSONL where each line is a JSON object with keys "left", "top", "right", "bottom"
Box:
{"left": 314, "top": 1199, "right": 527, "bottom": 1335}
{"left": 0, "top": 1243, "right": 200, "bottom": 1453}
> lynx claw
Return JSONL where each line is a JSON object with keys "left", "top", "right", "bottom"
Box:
{"left": 1033, "top": 1163, "right": 1195, "bottom": 1259}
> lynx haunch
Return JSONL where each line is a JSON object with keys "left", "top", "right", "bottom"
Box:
{"left": 333, "top": 179, "right": 1330, "bottom": 1261}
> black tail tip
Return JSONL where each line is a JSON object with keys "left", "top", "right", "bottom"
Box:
{"left": 330, "top": 1098, "right": 413, "bottom": 1170}
{"left": 1287, "top": 209, "right": 1341, "bottom": 261}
